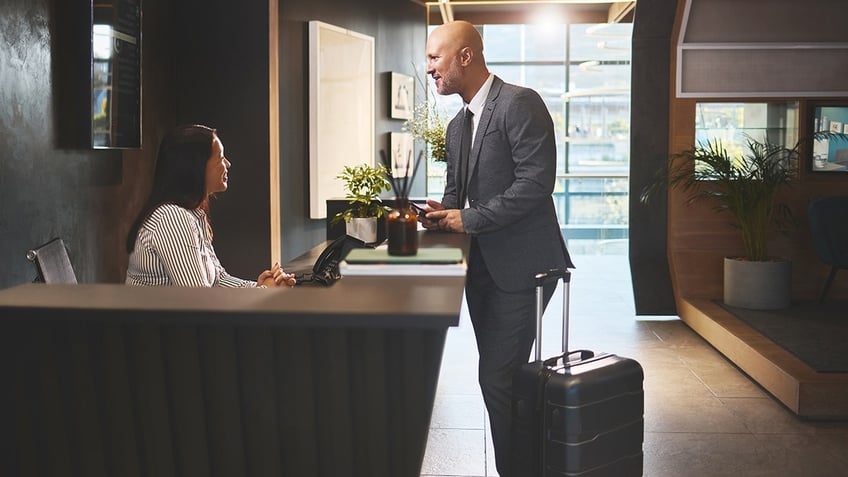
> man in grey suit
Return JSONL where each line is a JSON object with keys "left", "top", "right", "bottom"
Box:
{"left": 421, "top": 21, "right": 574, "bottom": 476}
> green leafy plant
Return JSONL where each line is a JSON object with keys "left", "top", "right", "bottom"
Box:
{"left": 402, "top": 68, "right": 448, "bottom": 162}
{"left": 641, "top": 132, "right": 848, "bottom": 262}
{"left": 403, "top": 101, "right": 447, "bottom": 162}
{"left": 330, "top": 163, "right": 392, "bottom": 224}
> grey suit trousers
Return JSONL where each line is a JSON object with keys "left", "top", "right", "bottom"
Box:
{"left": 465, "top": 238, "right": 556, "bottom": 477}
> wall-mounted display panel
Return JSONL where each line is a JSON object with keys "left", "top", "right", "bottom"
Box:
{"left": 91, "top": 0, "right": 141, "bottom": 149}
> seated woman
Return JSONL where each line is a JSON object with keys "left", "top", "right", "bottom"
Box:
{"left": 126, "top": 124, "right": 295, "bottom": 288}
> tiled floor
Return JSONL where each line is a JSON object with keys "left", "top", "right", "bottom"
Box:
{"left": 420, "top": 254, "right": 848, "bottom": 477}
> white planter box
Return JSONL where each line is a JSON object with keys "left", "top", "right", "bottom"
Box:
{"left": 346, "top": 217, "right": 378, "bottom": 244}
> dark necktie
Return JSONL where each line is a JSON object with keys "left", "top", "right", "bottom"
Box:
{"left": 459, "top": 107, "right": 474, "bottom": 205}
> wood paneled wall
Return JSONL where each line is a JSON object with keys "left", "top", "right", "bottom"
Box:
{"left": 666, "top": 1, "right": 848, "bottom": 303}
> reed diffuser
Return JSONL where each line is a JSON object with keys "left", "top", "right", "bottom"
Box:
{"left": 380, "top": 149, "right": 423, "bottom": 256}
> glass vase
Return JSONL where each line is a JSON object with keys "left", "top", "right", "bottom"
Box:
{"left": 386, "top": 199, "right": 418, "bottom": 256}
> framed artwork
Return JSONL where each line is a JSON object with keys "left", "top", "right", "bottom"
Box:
{"left": 308, "top": 21, "right": 375, "bottom": 218}
{"left": 390, "top": 72, "right": 414, "bottom": 120}
{"left": 390, "top": 132, "right": 414, "bottom": 177}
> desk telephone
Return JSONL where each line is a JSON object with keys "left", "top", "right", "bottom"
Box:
{"left": 294, "top": 235, "right": 367, "bottom": 286}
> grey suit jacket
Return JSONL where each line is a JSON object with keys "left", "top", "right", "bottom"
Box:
{"left": 442, "top": 76, "right": 574, "bottom": 292}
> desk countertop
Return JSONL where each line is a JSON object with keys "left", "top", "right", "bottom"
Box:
{"left": 0, "top": 231, "right": 468, "bottom": 329}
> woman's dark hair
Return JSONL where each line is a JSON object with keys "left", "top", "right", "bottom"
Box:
{"left": 126, "top": 124, "right": 217, "bottom": 252}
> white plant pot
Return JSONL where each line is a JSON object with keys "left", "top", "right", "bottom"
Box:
{"left": 346, "top": 217, "right": 378, "bottom": 244}
{"left": 723, "top": 257, "right": 791, "bottom": 310}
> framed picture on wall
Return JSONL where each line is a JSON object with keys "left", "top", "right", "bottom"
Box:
{"left": 390, "top": 72, "right": 414, "bottom": 120}
{"left": 390, "top": 132, "right": 414, "bottom": 177}
{"left": 308, "top": 21, "right": 375, "bottom": 218}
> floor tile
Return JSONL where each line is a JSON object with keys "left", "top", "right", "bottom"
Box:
{"left": 430, "top": 393, "right": 485, "bottom": 429}
{"left": 645, "top": 394, "right": 751, "bottom": 434}
{"left": 420, "top": 428, "right": 486, "bottom": 476}
{"left": 423, "top": 253, "right": 848, "bottom": 477}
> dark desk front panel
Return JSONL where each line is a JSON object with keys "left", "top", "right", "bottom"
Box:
{"left": 1, "top": 317, "right": 445, "bottom": 477}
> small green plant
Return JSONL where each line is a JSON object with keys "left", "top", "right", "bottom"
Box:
{"left": 330, "top": 163, "right": 392, "bottom": 224}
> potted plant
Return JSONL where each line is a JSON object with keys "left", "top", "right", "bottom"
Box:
{"left": 330, "top": 163, "right": 392, "bottom": 243}
{"left": 642, "top": 132, "right": 848, "bottom": 310}
{"left": 403, "top": 68, "right": 448, "bottom": 163}
{"left": 403, "top": 100, "right": 447, "bottom": 163}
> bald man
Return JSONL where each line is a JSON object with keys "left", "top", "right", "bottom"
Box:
{"left": 420, "top": 21, "right": 574, "bottom": 476}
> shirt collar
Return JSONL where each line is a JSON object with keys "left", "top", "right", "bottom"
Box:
{"left": 465, "top": 73, "right": 494, "bottom": 117}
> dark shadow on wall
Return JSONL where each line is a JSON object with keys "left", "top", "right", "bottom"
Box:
{"left": 50, "top": 0, "right": 91, "bottom": 149}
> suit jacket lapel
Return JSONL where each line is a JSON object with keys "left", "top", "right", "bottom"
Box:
{"left": 468, "top": 77, "right": 503, "bottom": 186}
{"left": 448, "top": 108, "right": 465, "bottom": 196}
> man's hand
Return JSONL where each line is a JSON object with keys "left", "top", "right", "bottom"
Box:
{"left": 421, "top": 199, "right": 464, "bottom": 233}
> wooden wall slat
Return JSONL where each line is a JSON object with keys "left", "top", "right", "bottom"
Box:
{"left": 276, "top": 328, "right": 319, "bottom": 475}
{"left": 348, "top": 330, "right": 389, "bottom": 477}
{"left": 163, "top": 326, "right": 211, "bottom": 477}
{"left": 38, "top": 324, "right": 73, "bottom": 477}
{"left": 126, "top": 325, "right": 177, "bottom": 477}
{"left": 60, "top": 323, "right": 108, "bottom": 477}
{"left": 198, "top": 326, "right": 247, "bottom": 476}
{"left": 94, "top": 325, "right": 141, "bottom": 477}
{"left": 236, "top": 329, "right": 283, "bottom": 477}
{"left": 8, "top": 324, "right": 39, "bottom": 476}
{"left": 312, "top": 329, "right": 355, "bottom": 476}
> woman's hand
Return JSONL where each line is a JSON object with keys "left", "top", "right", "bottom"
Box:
{"left": 258, "top": 263, "right": 296, "bottom": 287}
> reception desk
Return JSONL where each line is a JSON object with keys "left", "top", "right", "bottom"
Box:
{"left": 0, "top": 232, "right": 467, "bottom": 477}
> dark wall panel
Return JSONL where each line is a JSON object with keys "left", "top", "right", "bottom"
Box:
{"left": 0, "top": 0, "right": 176, "bottom": 288}
{"left": 628, "top": 0, "right": 678, "bottom": 315}
{"left": 172, "top": 0, "right": 272, "bottom": 279}
{"left": 276, "top": 0, "right": 427, "bottom": 263}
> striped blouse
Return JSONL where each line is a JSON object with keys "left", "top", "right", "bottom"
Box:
{"left": 126, "top": 203, "right": 258, "bottom": 288}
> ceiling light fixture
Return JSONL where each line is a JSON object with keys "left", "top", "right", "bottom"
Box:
{"left": 439, "top": 0, "right": 454, "bottom": 23}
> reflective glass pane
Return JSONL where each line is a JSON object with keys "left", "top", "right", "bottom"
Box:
{"left": 523, "top": 26, "right": 566, "bottom": 61}
{"left": 482, "top": 25, "right": 523, "bottom": 62}
{"left": 570, "top": 23, "right": 633, "bottom": 62}
{"left": 695, "top": 102, "right": 798, "bottom": 153}
{"left": 554, "top": 178, "right": 629, "bottom": 253}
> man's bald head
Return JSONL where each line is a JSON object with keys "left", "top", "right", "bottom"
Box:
{"left": 433, "top": 20, "right": 484, "bottom": 57}
{"left": 426, "top": 21, "right": 489, "bottom": 102}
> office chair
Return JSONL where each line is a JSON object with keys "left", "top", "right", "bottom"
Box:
{"left": 26, "top": 237, "right": 78, "bottom": 284}
{"left": 808, "top": 196, "right": 848, "bottom": 303}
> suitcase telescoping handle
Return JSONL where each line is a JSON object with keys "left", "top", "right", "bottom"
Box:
{"left": 533, "top": 268, "right": 571, "bottom": 361}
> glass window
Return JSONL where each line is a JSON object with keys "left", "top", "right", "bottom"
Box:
{"left": 481, "top": 25, "right": 523, "bottom": 62}
{"left": 695, "top": 102, "right": 799, "bottom": 155}
{"left": 425, "top": 22, "right": 633, "bottom": 255}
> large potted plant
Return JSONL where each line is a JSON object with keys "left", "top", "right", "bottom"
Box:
{"left": 642, "top": 132, "right": 848, "bottom": 310}
{"left": 330, "top": 163, "right": 392, "bottom": 244}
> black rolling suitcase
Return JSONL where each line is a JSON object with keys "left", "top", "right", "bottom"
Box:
{"left": 511, "top": 269, "right": 644, "bottom": 477}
